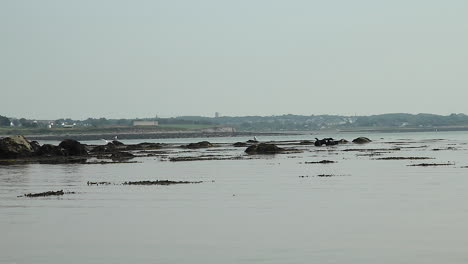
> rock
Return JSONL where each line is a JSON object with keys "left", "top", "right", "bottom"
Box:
{"left": 0, "top": 135, "right": 35, "bottom": 158}
{"left": 247, "top": 139, "right": 258, "bottom": 143}
{"left": 110, "top": 151, "right": 135, "bottom": 160}
{"left": 352, "top": 137, "right": 372, "bottom": 144}
{"left": 315, "top": 138, "right": 339, "bottom": 146}
{"left": 58, "top": 139, "right": 88, "bottom": 156}
{"left": 38, "top": 144, "right": 66, "bottom": 156}
{"left": 245, "top": 143, "right": 284, "bottom": 154}
{"left": 233, "top": 142, "right": 247, "bottom": 147}
{"left": 185, "top": 141, "right": 213, "bottom": 149}
{"left": 337, "top": 139, "right": 349, "bottom": 144}
{"left": 300, "top": 140, "right": 314, "bottom": 145}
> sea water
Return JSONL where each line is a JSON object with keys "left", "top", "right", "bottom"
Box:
{"left": 1, "top": 131, "right": 468, "bottom": 263}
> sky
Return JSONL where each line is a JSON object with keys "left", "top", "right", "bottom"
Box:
{"left": 1, "top": 0, "right": 467, "bottom": 119}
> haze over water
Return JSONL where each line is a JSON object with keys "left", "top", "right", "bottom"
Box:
{"left": 1, "top": 132, "right": 468, "bottom": 263}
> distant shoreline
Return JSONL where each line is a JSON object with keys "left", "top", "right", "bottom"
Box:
{"left": 337, "top": 126, "right": 468, "bottom": 133}
{"left": 18, "top": 131, "right": 294, "bottom": 141}
{"left": 3, "top": 125, "right": 468, "bottom": 141}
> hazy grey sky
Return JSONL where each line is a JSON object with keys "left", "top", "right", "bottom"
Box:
{"left": 1, "top": 0, "right": 467, "bottom": 119}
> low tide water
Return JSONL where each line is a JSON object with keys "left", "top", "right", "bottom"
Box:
{"left": 1, "top": 131, "right": 468, "bottom": 264}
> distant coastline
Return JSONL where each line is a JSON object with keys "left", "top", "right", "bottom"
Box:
{"left": 16, "top": 131, "right": 293, "bottom": 141}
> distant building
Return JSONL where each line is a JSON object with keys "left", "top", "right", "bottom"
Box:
{"left": 133, "top": 120, "right": 159, "bottom": 126}
{"left": 62, "top": 122, "right": 76, "bottom": 128}
{"left": 215, "top": 112, "right": 220, "bottom": 118}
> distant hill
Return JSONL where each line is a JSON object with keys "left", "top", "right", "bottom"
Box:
{"left": 176, "top": 113, "right": 468, "bottom": 131}
{"left": 3, "top": 113, "right": 468, "bottom": 132}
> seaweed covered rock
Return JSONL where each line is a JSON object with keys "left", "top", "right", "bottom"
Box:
{"left": 58, "top": 139, "right": 88, "bottom": 156}
{"left": 352, "top": 137, "right": 372, "bottom": 144}
{"left": 0, "top": 135, "right": 35, "bottom": 158}
{"left": 185, "top": 141, "right": 213, "bottom": 149}
{"left": 245, "top": 143, "right": 284, "bottom": 154}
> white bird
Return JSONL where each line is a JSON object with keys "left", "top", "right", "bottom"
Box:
{"left": 253, "top": 136, "right": 258, "bottom": 141}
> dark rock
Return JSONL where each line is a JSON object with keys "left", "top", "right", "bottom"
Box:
{"left": 185, "top": 141, "right": 213, "bottom": 149}
{"left": 30, "top": 141, "right": 41, "bottom": 153}
{"left": 38, "top": 144, "right": 66, "bottom": 156}
{"left": 247, "top": 139, "right": 258, "bottom": 143}
{"left": 0, "top": 135, "right": 35, "bottom": 158}
{"left": 233, "top": 142, "right": 247, "bottom": 147}
{"left": 315, "top": 138, "right": 340, "bottom": 146}
{"left": 58, "top": 139, "right": 88, "bottom": 156}
{"left": 245, "top": 143, "right": 284, "bottom": 154}
{"left": 110, "top": 151, "right": 135, "bottom": 160}
{"left": 352, "top": 137, "right": 372, "bottom": 144}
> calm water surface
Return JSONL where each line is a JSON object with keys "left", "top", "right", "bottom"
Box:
{"left": 1, "top": 132, "right": 468, "bottom": 263}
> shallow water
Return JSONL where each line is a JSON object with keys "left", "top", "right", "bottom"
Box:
{"left": 1, "top": 132, "right": 468, "bottom": 263}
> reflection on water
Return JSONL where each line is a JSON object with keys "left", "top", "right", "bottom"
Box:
{"left": 1, "top": 132, "right": 468, "bottom": 264}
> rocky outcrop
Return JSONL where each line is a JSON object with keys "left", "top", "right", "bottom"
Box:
{"left": 58, "top": 139, "right": 88, "bottom": 156}
{"left": 30, "top": 141, "right": 41, "bottom": 152}
{"left": 37, "top": 144, "right": 66, "bottom": 156}
{"left": 352, "top": 137, "right": 372, "bottom": 144}
{"left": 245, "top": 143, "right": 284, "bottom": 154}
{"left": 0, "top": 135, "right": 35, "bottom": 158}
{"left": 185, "top": 141, "right": 213, "bottom": 149}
